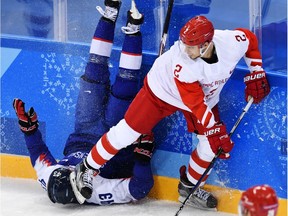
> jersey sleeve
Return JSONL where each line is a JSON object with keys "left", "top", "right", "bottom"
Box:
{"left": 236, "top": 28, "right": 264, "bottom": 72}
{"left": 174, "top": 78, "right": 216, "bottom": 128}
{"left": 24, "top": 129, "right": 59, "bottom": 190}
{"left": 24, "top": 129, "right": 57, "bottom": 167}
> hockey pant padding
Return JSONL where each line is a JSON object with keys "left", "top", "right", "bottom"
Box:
{"left": 124, "top": 79, "right": 179, "bottom": 134}
{"left": 74, "top": 78, "right": 109, "bottom": 134}
{"left": 99, "top": 145, "right": 135, "bottom": 179}
{"left": 87, "top": 119, "right": 141, "bottom": 169}
{"left": 105, "top": 93, "right": 131, "bottom": 128}
{"left": 129, "top": 161, "right": 154, "bottom": 200}
{"left": 63, "top": 78, "right": 110, "bottom": 155}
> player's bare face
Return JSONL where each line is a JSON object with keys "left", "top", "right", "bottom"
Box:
{"left": 184, "top": 45, "right": 201, "bottom": 59}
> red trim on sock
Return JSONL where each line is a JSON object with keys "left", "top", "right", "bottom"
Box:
{"left": 93, "top": 36, "right": 113, "bottom": 43}
{"left": 121, "top": 51, "right": 142, "bottom": 56}
{"left": 91, "top": 145, "right": 107, "bottom": 166}
{"left": 102, "top": 133, "right": 119, "bottom": 155}
{"left": 191, "top": 150, "right": 210, "bottom": 168}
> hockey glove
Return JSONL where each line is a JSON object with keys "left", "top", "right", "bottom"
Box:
{"left": 204, "top": 123, "right": 234, "bottom": 159}
{"left": 244, "top": 71, "right": 270, "bottom": 104}
{"left": 12, "top": 98, "right": 39, "bottom": 135}
{"left": 133, "top": 133, "right": 155, "bottom": 163}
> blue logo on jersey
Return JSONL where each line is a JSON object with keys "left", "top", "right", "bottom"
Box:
{"left": 39, "top": 179, "right": 47, "bottom": 190}
{"left": 70, "top": 151, "right": 88, "bottom": 159}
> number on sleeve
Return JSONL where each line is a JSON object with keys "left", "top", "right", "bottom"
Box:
{"left": 235, "top": 34, "right": 247, "bottom": 42}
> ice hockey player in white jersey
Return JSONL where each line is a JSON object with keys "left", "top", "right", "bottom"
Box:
{"left": 73, "top": 14, "right": 271, "bottom": 211}
{"left": 12, "top": 0, "right": 154, "bottom": 206}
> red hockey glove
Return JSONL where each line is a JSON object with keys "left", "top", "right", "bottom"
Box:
{"left": 204, "top": 123, "right": 234, "bottom": 159}
{"left": 12, "top": 98, "right": 39, "bottom": 135}
{"left": 244, "top": 71, "right": 270, "bottom": 104}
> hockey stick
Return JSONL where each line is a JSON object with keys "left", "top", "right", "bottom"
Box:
{"left": 158, "top": 0, "right": 174, "bottom": 56}
{"left": 175, "top": 97, "right": 254, "bottom": 216}
{"left": 70, "top": 171, "right": 86, "bottom": 204}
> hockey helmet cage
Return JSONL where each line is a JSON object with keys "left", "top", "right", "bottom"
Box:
{"left": 180, "top": 16, "right": 214, "bottom": 46}
{"left": 47, "top": 167, "right": 77, "bottom": 204}
{"left": 239, "top": 185, "right": 278, "bottom": 216}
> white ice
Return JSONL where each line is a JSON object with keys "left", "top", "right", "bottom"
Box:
{"left": 0, "top": 177, "right": 236, "bottom": 216}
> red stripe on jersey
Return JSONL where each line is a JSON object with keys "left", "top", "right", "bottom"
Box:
{"left": 203, "top": 111, "right": 212, "bottom": 128}
{"left": 102, "top": 133, "right": 119, "bottom": 155}
{"left": 93, "top": 36, "right": 113, "bottom": 43}
{"left": 191, "top": 150, "right": 210, "bottom": 168}
{"left": 195, "top": 105, "right": 206, "bottom": 123}
{"left": 250, "top": 61, "right": 263, "bottom": 67}
{"left": 91, "top": 145, "right": 107, "bottom": 166}
{"left": 121, "top": 51, "right": 142, "bottom": 56}
{"left": 175, "top": 79, "right": 212, "bottom": 128}
{"left": 39, "top": 153, "right": 53, "bottom": 166}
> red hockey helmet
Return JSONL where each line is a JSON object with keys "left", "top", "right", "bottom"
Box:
{"left": 239, "top": 185, "right": 278, "bottom": 216}
{"left": 180, "top": 16, "right": 214, "bottom": 46}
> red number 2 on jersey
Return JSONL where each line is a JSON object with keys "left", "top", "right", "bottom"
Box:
{"left": 235, "top": 34, "right": 247, "bottom": 42}
{"left": 174, "top": 64, "right": 182, "bottom": 78}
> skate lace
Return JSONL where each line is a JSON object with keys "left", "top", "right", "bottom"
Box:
{"left": 82, "top": 169, "right": 93, "bottom": 188}
{"left": 121, "top": 23, "right": 140, "bottom": 35}
{"left": 194, "top": 188, "right": 210, "bottom": 201}
{"left": 96, "top": 6, "right": 118, "bottom": 22}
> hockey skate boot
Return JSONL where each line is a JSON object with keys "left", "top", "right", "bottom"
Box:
{"left": 178, "top": 165, "right": 218, "bottom": 211}
{"left": 70, "top": 158, "right": 99, "bottom": 202}
{"left": 96, "top": 0, "right": 121, "bottom": 22}
{"left": 121, "top": 0, "right": 144, "bottom": 35}
{"left": 133, "top": 133, "right": 155, "bottom": 163}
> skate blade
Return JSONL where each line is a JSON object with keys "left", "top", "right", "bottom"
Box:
{"left": 70, "top": 171, "right": 86, "bottom": 204}
{"left": 178, "top": 196, "right": 217, "bottom": 212}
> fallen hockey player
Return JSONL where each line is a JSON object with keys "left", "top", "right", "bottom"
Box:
{"left": 12, "top": 0, "right": 154, "bottom": 206}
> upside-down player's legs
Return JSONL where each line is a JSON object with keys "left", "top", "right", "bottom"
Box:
{"left": 64, "top": 16, "right": 117, "bottom": 156}
{"left": 105, "top": 30, "right": 143, "bottom": 128}
{"left": 99, "top": 2, "right": 145, "bottom": 178}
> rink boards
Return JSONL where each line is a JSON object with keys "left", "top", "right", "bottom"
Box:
{"left": 1, "top": 38, "right": 287, "bottom": 215}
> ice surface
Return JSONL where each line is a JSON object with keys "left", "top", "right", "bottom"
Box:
{"left": 0, "top": 177, "right": 236, "bottom": 216}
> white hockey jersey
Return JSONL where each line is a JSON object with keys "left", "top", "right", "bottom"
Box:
{"left": 147, "top": 28, "right": 263, "bottom": 128}
{"left": 36, "top": 158, "right": 137, "bottom": 205}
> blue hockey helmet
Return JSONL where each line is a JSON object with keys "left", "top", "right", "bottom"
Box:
{"left": 47, "top": 167, "right": 76, "bottom": 204}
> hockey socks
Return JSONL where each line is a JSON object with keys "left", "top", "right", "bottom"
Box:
{"left": 84, "top": 17, "right": 116, "bottom": 82}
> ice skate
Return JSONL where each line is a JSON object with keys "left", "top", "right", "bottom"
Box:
{"left": 178, "top": 165, "right": 217, "bottom": 211}
{"left": 121, "top": 0, "right": 144, "bottom": 35}
{"left": 70, "top": 158, "right": 99, "bottom": 202}
{"left": 96, "top": 0, "right": 121, "bottom": 22}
